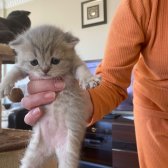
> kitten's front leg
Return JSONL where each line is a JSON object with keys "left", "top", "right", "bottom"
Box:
{"left": 0, "top": 65, "right": 27, "bottom": 98}
{"left": 75, "top": 64, "right": 101, "bottom": 89}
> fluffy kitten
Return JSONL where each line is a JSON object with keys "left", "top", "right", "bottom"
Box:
{"left": 0, "top": 25, "right": 100, "bottom": 168}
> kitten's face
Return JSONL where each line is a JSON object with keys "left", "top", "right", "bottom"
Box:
{"left": 10, "top": 25, "right": 79, "bottom": 78}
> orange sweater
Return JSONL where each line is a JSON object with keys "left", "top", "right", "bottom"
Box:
{"left": 88, "top": 0, "right": 168, "bottom": 125}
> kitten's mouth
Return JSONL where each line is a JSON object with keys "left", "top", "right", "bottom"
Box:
{"left": 33, "top": 71, "right": 63, "bottom": 80}
{"left": 41, "top": 74, "right": 63, "bottom": 80}
{"left": 42, "top": 74, "right": 50, "bottom": 77}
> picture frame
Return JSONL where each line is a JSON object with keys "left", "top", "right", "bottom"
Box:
{"left": 81, "top": 0, "right": 107, "bottom": 28}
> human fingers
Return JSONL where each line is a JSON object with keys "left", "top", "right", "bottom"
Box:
{"left": 24, "top": 107, "right": 43, "bottom": 126}
{"left": 27, "top": 78, "right": 65, "bottom": 94}
{"left": 21, "top": 91, "right": 56, "bottom": 110}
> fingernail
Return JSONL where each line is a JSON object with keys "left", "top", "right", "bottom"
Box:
{"left": 24, "top": 108, "right": 41, "bottom": 126}
{"left": 44, "top": 92, "right": 55, "bottom": 99}
{"left": 31, "top": 108, "right": 40, "bottom": 116}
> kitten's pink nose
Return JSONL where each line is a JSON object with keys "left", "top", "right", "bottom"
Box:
{"left": 42, "top": 67, "right": 50, "bottom": 74}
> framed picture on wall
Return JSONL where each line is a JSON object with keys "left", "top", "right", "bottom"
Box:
{"left": 81, "top": 0, "right": 107, "bottom": 28}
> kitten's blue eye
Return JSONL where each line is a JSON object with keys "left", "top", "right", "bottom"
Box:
{"left": 30, "top": 59, "right": 38, "bottom": 66}
{"left": 51, "top": 58, "right": 60, "bottom": 65}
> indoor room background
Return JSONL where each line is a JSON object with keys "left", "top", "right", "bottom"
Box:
{"left": 0, "top": 0, "right": 120, "bottom": 60}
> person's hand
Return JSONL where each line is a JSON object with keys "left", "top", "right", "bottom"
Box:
{"left": 21, "top": 77, "right": 65, "bottom": 126}
{"left": 22, "top": 76, "right": 93, "bottom": 126}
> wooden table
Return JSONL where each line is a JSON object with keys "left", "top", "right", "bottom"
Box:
{"left": 0, "top": 129, "right": 31, "bottom": 168}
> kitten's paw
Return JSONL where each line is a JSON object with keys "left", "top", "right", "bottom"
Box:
{"left": 0, "top": 83, "right": 14, "bottom": 98}
{"left": 80, "top": 75, "right": 101, "bottom": 89}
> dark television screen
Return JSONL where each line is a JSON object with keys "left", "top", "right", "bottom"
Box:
{"left": 85, "top": 59, "right": 102, "bottom": 75}
{"left": 85, "top": 59, "right": 133, "bottom": 113}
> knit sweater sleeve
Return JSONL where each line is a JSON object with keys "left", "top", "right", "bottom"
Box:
{"left": 88, "top": 0, "right": 149, "bottom": 125}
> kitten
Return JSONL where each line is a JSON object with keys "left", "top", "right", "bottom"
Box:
{"left": 0, "top": 25, "right": 100, "bottom": 168}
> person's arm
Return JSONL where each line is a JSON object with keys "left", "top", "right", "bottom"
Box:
{"left": 87, "top": 0, "right": 150, "bottom": 125}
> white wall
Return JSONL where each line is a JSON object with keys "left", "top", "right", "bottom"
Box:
{"left": 7, "top": 0, "right": 120, "bottom": 60}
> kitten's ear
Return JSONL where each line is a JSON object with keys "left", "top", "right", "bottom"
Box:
{"left": 64, "top": 32, "right": 79, "bottom": 48}
{"left": 9, "top": 36, "right": 24, "bottom": 49}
